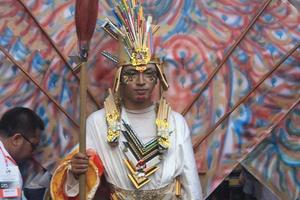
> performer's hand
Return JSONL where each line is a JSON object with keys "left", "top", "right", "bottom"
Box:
{"left": 70, "top": 152, "right": 89, "bottom": 179}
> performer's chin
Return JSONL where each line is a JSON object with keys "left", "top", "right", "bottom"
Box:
{"left": 135, "top": 95, "right": 147, "bottom": 102}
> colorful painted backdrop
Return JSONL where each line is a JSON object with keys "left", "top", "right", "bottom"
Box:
{"left": 0, "top": 0, "right": 299, "bottom": 199}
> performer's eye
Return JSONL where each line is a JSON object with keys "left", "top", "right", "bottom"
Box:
{"left": 122, "top": 70, "right": 138, "bottom": 82}
{"left": 146, "top": 70, "right": 157, "bottom": 76}
{"left": 145, "top": 69, "right": 158, "bottom": 80}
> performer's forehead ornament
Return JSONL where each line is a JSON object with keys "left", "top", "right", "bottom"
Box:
{"left": 100, "top": 0, "right": 168, "bottom": 92}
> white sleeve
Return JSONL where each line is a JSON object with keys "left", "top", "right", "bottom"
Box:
{"left": 180, "top": 118, "right": 203, "bottom": 200}
{"left": 86, "top": 113, "right": 100, "bottom": 150}
{"left": 64, "top": 169, "right": 79, "bottom": 197}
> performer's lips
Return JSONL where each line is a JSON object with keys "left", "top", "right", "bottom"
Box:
{"left": 135, "top": 89, "right": 148, "bottom": 101}
{"left": 135, "top": 89, "right": 148, "bottom": 95}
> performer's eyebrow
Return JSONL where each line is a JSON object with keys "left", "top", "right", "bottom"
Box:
{"left": 145, "top": 68, "right": 157, "bottom": 72}
{"left": 123, "top": 66, "right": 157, "bottom": 74}
{"left": 123, "top": 69, "right": 137, "bottom": 73}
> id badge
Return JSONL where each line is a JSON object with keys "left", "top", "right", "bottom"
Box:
{"left": 0, "top": 166, "right": 21, "bottom": 199}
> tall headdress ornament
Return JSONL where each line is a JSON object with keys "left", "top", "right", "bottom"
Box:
{"left": 101, "top": 0, "right": 169, "bottom": 92}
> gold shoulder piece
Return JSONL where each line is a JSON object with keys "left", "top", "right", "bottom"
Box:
{"left": 104, "top": 89, "right": 121, "bottom": 146}
{"left": 156, "top": 97, "right": 171, "bottom": 151}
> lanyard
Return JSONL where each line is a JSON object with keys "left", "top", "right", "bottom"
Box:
{"left": 0, "top": 144, "right": 17, "bottom": 169}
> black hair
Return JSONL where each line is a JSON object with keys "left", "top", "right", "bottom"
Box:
{"left": 0, "top": 107, "right": 44, "bottom": 138}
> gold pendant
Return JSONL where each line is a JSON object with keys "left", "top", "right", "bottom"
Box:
{"left": 124, "top": 159, "right": 159, "bottom": 189}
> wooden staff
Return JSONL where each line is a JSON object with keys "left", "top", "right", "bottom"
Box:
{"left": 75, "top": 1, "right": 99, "bottom": 199}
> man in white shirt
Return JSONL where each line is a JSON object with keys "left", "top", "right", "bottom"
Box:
{"left": 0, "top": 107, "right": 44, "bottom": 200}
{"left": 50, "top": 0, "right": 203, "bottom": 199}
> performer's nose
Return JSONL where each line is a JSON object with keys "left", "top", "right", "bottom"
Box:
{"left": 137, "top": 73, "right": 145, "bottom": 85}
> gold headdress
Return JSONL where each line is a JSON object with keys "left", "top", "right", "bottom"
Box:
{"left": 101, "top": 0, "right": 169, "bottom": 92}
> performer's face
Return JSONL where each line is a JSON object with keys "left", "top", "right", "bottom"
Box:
{"left": 121, "top": 64, "right": 158, "bottom": 109}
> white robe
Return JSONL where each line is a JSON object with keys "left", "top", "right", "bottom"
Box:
{"left": 87, "top": 105, "right": 202, "bottom": 200}
{"left": 66, "top": 106, "right": 203, "bottom": 199}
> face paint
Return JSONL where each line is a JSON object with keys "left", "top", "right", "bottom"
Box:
{"left": 135, "top": 65, "right": 147, "bottom": 73}
{"left": 122, "top": 75, "right": 130, "bottom": 84}
{"left": 121, "top": 67, "right": 158, "bottom": 84}
{"left": 120, "top": 64, "right": 158, "bottom": 105}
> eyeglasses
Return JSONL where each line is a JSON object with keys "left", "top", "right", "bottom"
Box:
{"left": 21, "top": 134, "right": 39, "bottom": 151}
